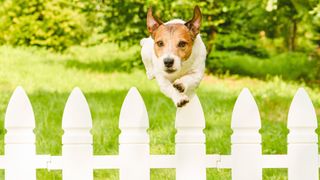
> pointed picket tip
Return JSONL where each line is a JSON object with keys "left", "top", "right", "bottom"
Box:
{"left": 62, "top": 87, "right": 92, "bottom": 129}
{"left": 5, "top": 86, "right": 35, "bottom": 129}
{"left": 175, "top": 95, "right": 205, "bottom": 128}
{"left": 288, "top": 88, "right": 317, "bottom": 128}
{"left": 119, "top": 87, "right": 149, "bottom": 128}
{"left": 231, "top": 88, "right": 261, "bottom": 129}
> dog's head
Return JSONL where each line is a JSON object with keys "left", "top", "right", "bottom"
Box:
{"left": 147, "top": 6, "right": 202, "bottom": 74}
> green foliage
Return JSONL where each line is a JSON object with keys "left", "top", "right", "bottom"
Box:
{"left": 207, "top": 51, "right": 319, "bottom": 81}
{"left": 0, "top": 0, "right": 319, "bottom": 54}
{"left": 95, "top": 0, "right": 319, "bottom": 55}
{"left": 98, "top": 0, "right": 146, "bottom": 45}
{"left": 96, "top": 0, "right": 224, "bottom": 46}
{"left": 215, "top": 33, "right": 269, "bottom": 58}
{"left": 310, "top": 4, "right": 320, "bottom": 45}
{"left": 0, "top": 0, "right": 90, "bottom": 51}
{"left": 0, "top": 0, "right": 320, "bottom": 82}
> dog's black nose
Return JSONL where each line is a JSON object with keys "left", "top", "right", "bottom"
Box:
{"left": 164, "top": 58, "right": 174, "bottom": 68}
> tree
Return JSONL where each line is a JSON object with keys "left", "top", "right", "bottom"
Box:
{"left": 0, "top": 0, "right": 90, "bottom": 51}
{"left": 264, "top": 0, "right": 319, "bottom": 51}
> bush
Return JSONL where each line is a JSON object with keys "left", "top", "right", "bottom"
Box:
{"left": 0, "top": 0, "right": 90, "bottom": 51}
{"left": 214, "top": 33, "right": 269, "bottom": 58}
{"left": 207, "top": 51, "right": 318, "bottom": 81}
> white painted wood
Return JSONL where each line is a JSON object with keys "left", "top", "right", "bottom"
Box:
{"left": 93, "top": 156, "right": 120, "bottom": 169}
{"left": 175, "top": 95, "right": 206, "bottom": 180}
{"left": 47, "top": 156, "right": 63, "bottom": 170}
{"left": 9, "top": 154, "right": 295, "bottom": 171}
{"left": 2, "top": 86, "right": 320, "bottom": 179}
{"left": 62, "top": 87, "right": 93, "bottom": 180}
{"left": 205, "top": 155, "right": 223, "bottom": 168}
{"left": 150, "top": 155, "right": 176, "bottom": 168}
{"left": 287, "top": 88, "right": 318, "bottom": 180}
{"left": 0, "top": 156, "right": 5, "bottom": 168}
{"left": 35, "top": 155, "right": 51, "bottom": 168}
{"left": 231, "top": 88, "right": 262, "bottom": 180}
{"left": 206, "top": 155, "right": 288, "bottom": 169}
{"left": 119, "top": 87, "right": 149, "bottom": 180}
{"left": 4, "top": 87, "right": 36, "bottom": 180}
{"left": 262, "top": 155, "right": 287, "bottom": 168}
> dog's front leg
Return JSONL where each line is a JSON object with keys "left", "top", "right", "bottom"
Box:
{"left": 155, "top": 76, "right": 189, "bottom": 107}
{"left": 140, "top": 38, "right": 155, "bottom": 80}
{"left": 173, "top": 70, "right": 204, "bottom": 96}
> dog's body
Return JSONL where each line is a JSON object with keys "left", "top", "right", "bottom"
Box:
{"left": 141, "top": 7, "right": 206, "bottom": 107}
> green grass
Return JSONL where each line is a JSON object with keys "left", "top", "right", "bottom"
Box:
{"left": 0, "top": 44, "right": 320, "bottom": 179}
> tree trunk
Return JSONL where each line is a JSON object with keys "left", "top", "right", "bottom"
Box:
{"left": 290, "top": 20, "right": 298, "bottom": 51}
{"left": 206, "top": 30, "right": 217, "bottom": 57}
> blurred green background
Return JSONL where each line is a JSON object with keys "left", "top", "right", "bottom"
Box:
{"left": 0, "top": 0, "right": 320, "bottom": 179}
{"left": 1, "top": 0, "right": 320, "bottom": 81}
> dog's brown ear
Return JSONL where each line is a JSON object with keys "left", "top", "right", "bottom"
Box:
{"left": 147, "top": 7, "right": 163, "bottom": 34}
{"left": 185, "top": 6, "right": 202, "bottom": 37}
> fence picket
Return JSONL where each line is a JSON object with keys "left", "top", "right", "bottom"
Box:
{"left": 119, "top": 87, "right": 149, "bottom": 180}
{"left": 4, "top": 87, "right": 36, "bottom": 180}
{"left": 175, "top": 95, "right": 206, "bottom": 180}
{"left": 287, "top": 88, "right": 318, "bottom": 180}
{"left": 231, "top": 88, "right": 262, "bottom": 180}
{"left": 62, "top": 87, "right": 93, "bottom": 180}
{"left": 1, "top": 86, "right": 320, "bottom": 180}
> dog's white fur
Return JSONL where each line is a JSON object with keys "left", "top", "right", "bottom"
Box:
{"left": 141, "top": 19, "right": 207, "bottom": 106}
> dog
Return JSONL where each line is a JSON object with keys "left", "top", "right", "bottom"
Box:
{"left": 140, "top": 6, "right": 207, "bottom": 107}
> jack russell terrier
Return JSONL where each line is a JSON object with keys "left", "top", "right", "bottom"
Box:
{"left": 140, "top": 6, "right": 207, "bottom": 107}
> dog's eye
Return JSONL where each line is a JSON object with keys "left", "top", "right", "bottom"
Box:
{"left": 156, "top": 41, "right": 164, "bottom": 47}
{"left": 178, "top": 41, "right": 187, "bottom": 48}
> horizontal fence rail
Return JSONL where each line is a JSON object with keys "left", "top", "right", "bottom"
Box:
{"left": 0, "top": 86, "right": 318, "bottom": 180}
{"left": 1, "top": 154, "right": 320, "bottom": 169}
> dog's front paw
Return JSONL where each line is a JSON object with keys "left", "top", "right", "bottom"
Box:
{"left": 176, "top": 96, "right": 189, "bottom": 107}
{"left": 173, "top": 80, "right": 185, "bottom": 93}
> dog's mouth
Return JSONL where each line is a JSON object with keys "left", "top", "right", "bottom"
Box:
{"left": 165, "top": 69, "right": 177, "bottom": 73}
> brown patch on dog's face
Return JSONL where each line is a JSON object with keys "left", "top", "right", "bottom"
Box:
{"left": 153, "top": 24, "right": 194, "bottom": 61}
{"left": 146, "top": 6, "right": 202, "bottom": 73}
{"left": 146, "top": 6, "right": 202, "bottom": 62}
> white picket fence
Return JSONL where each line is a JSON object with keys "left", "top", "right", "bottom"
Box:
{"left": 0, "top": 86, "right": 319, "bottom": 180}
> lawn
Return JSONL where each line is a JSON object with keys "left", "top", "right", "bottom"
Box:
{"left": 0, "top": 44, "right": 319, "bottom": 179}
